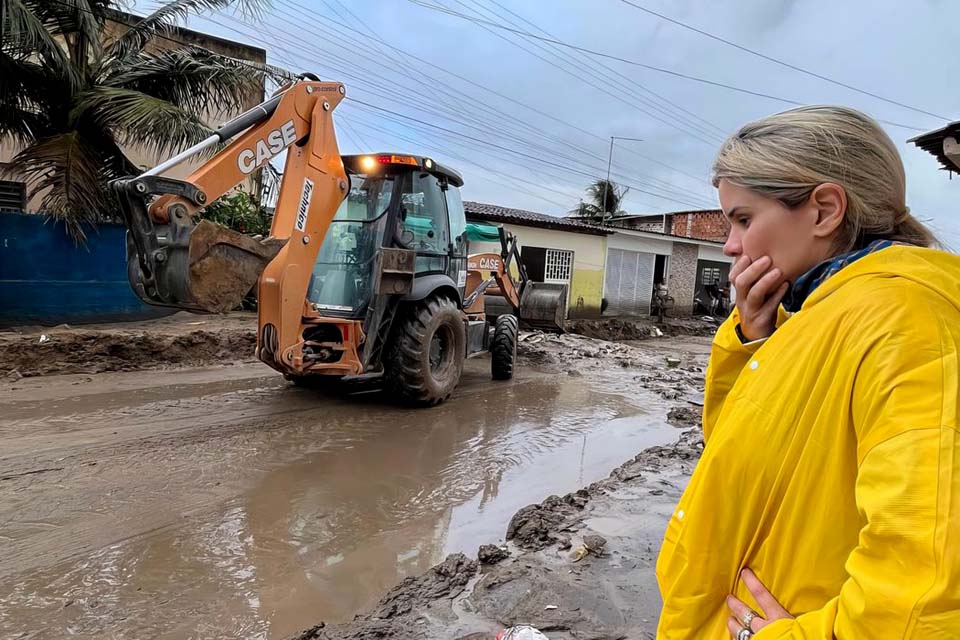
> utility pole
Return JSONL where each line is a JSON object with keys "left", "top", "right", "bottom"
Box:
{"left": 604, "top": 136, "right": 643, "bottom": 226}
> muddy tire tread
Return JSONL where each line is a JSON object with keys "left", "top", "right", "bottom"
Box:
{"left": 491, "top": 314, "right": 519, "bottom": 380}
{"left": 386, "top": 296, "right": 465, "bottom": 406}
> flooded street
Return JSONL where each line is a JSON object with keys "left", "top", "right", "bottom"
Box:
{"left": 0, "top": 339, "right": 702, "bottom": 639}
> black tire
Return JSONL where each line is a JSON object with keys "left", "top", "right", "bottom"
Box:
{"left": 491, "top": 314, "right": 519, "bottom": 380}
{"left": 386, "top": 295, "right": 466, "bottom": 406}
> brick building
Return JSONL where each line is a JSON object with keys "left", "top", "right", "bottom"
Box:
{"left": 668, "top": 209, "right": 727, "bottom": 241}
{"left": 608, "top": 209, "right": 727, "bottom": 242}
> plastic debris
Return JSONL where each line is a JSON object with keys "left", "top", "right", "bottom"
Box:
{"left": 570, "top": 534, "right": 608, "bottom": 562}
{"left": 38, "top": 334, "right": 50, "bottom": 344}
{"left": 496, "top": 625, "right": 549, "bottom": 640}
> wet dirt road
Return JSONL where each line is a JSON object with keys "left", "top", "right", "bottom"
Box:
{"left": 0, "top": 348, "right": 695, "bottom": 639}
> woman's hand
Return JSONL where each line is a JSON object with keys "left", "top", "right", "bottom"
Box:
{"left": 726, "top": 568, "right": 794, "bottom": 638}
{"left": 729, "top": 256, "right": 788, "bottom": 342}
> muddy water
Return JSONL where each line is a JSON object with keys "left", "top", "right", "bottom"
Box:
{"left": 0, "top": 358, "right": 683, "bottom": 639}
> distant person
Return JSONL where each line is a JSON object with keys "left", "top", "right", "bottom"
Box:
{"left": 656, "top": 106, "right": 960, "bottom": 638}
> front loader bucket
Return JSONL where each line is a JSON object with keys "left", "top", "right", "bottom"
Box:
{"left": 116, "top": 176, "right": 283, "bottom": 314}
{"left": 519, "top": 282, "right": 568, "bottom": 332}
{"left": 126, "top": 220, "right": 284, "bottom": 313}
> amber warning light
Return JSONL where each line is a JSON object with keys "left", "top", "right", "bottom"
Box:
{"left": 358, "top": 155, "right": 421, "bottom": 171}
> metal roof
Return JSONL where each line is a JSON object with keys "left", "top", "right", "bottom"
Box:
{"left": 464, "top": 201, "right": 611, "bottom": 236}
{"left": 909, "top": 122, "right": 960, "bottom": 173}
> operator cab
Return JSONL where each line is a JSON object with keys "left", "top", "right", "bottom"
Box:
{"left": 307, "top": 153, "right": 467, "bottom": 318}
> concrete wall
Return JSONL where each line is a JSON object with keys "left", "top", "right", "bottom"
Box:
{"left": 607, "top": 230, "right": 674, "bottom": 256}
{"left": 697, "top": 244, "right": 731, "bottom": 263}
{"left": 615, "top": 218, "right": 668, "bottom": 233}
{"left": 470, "top": 223, "right": 606, "bottom": 318}
{"left": 0, "top": 212, "right": 171, "bottom": 326}
{"left": 667, "top": 242, "right": 699, "bottom": 315}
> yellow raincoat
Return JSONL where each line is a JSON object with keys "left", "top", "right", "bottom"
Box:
{"left": 656, "top": 245, "right": 960, "bottom": 639}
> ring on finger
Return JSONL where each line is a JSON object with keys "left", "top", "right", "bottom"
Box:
{"left": 737, "top": 628, "right": 753, "bottom": 640}
{"left": 741, "top": 611, "right": 756, "bottom": 629}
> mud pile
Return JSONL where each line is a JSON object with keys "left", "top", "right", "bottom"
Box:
{"left": 292, "top": 554, "right": 479, "bottom": 639}
{"left": 1, "top": 328, "right": 257, "bottom": 377}
{"left": 566, "top": 317, "right": 719, "bottom": 342}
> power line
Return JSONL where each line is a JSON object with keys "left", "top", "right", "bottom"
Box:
{"left": 322, "top": 0, "right": 470, "bottom": 118}
{"left": 344, "top": 102, "right": 634, "bottom": 207}
{"left": 213, "top": 9, "right": 717, "bottom": 207}
{"left": 278, "top": 0, "right": 718, "bottom": 193}
{"left": 344, "top": 109, "right": 585, "bottom": 210}
{"left": 37, "top": 0, "right": 717, "bottom": 209}
{"left": 432, "top": 0, "right": 722, "bottom": 146}
{"left": 346, "top": 97, "right": 712, "bottom": 208}
{"left": 337, "top": 118, "right": 372, "bottom": 151}
{"left": 480, "top": 0, "right": 728, "bottom": 137}
{"left": 405, "top": 0, "right": 806, "bottom": 104}
{"left": 617, "top": 0, "right": 947, "bottom": 121}
{"left": 404, "top": 0, "right": 928, "bottom": 132}
{"left": 456, "top": 0, "right": 725, "bottom": 142}
{"left": 203, "top": 16, "right": 685, "bottom": 204}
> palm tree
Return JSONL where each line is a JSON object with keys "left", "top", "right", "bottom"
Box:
{"left": 1, "top": 0, "right": 287, "bottom": 240}
{"left": 570, "top": 178, "right": 629, "bottom": 223}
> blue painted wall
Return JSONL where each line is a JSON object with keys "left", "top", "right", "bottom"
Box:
{"left": 0, "top": 212, "right": 172, "bottom": 327}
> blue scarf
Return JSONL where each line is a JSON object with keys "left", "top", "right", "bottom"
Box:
{"left": 782, "top": 240, "right": 895, "bottom": 312}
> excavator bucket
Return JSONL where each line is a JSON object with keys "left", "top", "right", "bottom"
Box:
{"left": 116, "top": 176, "right": 283, "bottom": 314}
{"left": 125, "top": 219, "right": 283, "bottom": 313}
{"left": 519, "top": 282, "right": 568, "bottom": 332}
{"left": 182, "top": 221, "right": 283, "bottom": 312}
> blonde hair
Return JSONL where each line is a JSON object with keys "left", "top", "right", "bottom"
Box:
{"left": 712, "top": 105, "right": 936, "bottom": 251}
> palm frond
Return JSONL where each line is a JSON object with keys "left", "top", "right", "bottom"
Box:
{"left": 569, "top": 201, "right": 600, "bottom": 218}
{"left": 106, "top": 47, "right": 286, "bottom": 116}
{"left": 1, "top": 0, "right": 80, "bottom": 86}
{"left": 108, "top": 0, "right": 271, "bottom": 59}
{"left": 24, "top": 0, "right": 105, "bottom": 59}
{"left": 72, "top": 86, "right": 214, "bottom": 158}
{"left": 0, "top": 103, "right": 48, "bottom": 147}
{"left": 585, "top": 179, "right": 628, "bottom": 216}
{"left": 7, "top": 132, "right": 110, "bottom": 241}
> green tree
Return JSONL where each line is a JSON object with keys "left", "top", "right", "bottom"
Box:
{"left": 571, "top": 178, "right": 629, "bottom": 223}
{"left": 1, "top": 0, "right": 286, "bottom": 240}
{"left": 200, "top": 189, "right": 271, "bottom": 236}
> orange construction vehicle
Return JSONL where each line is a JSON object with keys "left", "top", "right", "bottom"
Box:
{"left": 113, "top": 74, "right": 566, "bottom": 405}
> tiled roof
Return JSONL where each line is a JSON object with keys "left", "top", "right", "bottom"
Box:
{"left": 909, "top": 122, "right": 960, "bottom": 173}
{"left": 605, "top": 209, "right": 722, "bottom": 220}
{"left": 464, "top": 201, "right": 610, "bottom": 236}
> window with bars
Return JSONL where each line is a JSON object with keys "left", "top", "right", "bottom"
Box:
{"left": 0, "top": 179, "right": 26, "bottom": 212}
{"left": 701, "top": 267, "right": 721, "bottom": 286}
{"left": 544, "top": 249, "right": 573, "bottom": 283}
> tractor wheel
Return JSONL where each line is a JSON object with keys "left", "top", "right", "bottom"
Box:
{"left": 491, "top": 314, "right": 519, "bottom": 380}
{"left": 386, "top": 295, "right": 466, "bottom": 406}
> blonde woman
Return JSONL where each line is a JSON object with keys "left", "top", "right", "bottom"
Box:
{"left": 656, "top": 106, "right": 960, "bottom": 639}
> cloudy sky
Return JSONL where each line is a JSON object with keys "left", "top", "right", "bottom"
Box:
{"left": 143, "top": 0, "right": 960, "bottom": 248}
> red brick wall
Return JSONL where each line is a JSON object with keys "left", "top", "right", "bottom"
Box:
{"left": 671, "top": 215, "right": 688, "bottom": 237}
{"left": 690, "top": 211, "right": 728, "bottom": 241}
{"left": 669, "top": 210, "right": 726, "bottom": 242}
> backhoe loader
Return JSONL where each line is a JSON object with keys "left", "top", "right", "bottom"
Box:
{"left": 113, "top": 74, "right": 566, "bottom": 405}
